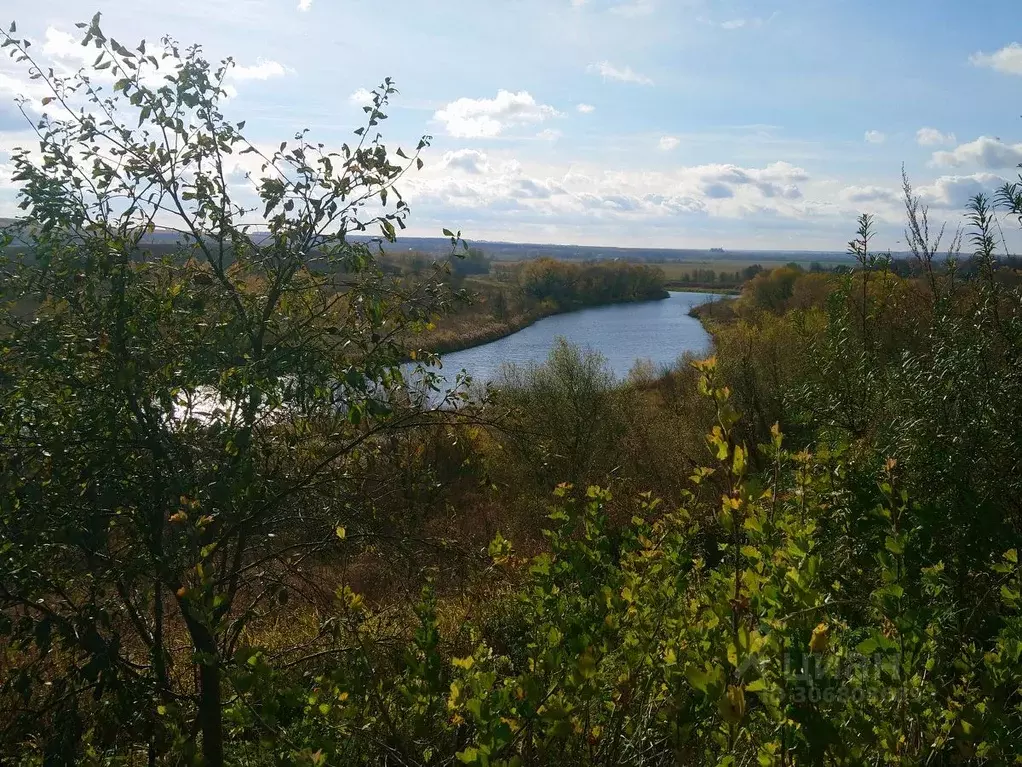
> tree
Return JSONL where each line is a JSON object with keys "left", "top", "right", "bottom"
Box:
{"left": 0, "top": 16, "right": 458, "bottom": 765}
{"left": 497, "top": 340, "right": 625, "bottom": 489}
{"left": 451, "top": 246, "right": 490, "bottom": 276}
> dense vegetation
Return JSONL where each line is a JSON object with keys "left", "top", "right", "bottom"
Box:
{"left": 661, "top": 263, "right": 764, "bottom": 291}
{"left": 518, "top": 257, "right": 668, "bottom": 307}
{"left": 3, "top": 19, "right": 1022, "bottom": 767}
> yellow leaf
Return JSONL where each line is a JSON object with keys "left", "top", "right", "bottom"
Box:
{"left": 448, "top": 681, "right": 462, "bottom": 709}
{"left": 733, "top": 444, "right": 746, "bottom": 475}
{"left": 809, "top": 622, "right": 830, "bottom": 654}
{"left": 718, "top": 685, "right": 746, "bottom": 724}
{"left": 578, "top": 651, "right": 597, "bottom": 679}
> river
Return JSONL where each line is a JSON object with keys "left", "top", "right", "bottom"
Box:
{"left": 173, "top": 291, "right": 723, "bottom": 419}
{"left": 414, "top": 291, "right": 723, "bottom": 400}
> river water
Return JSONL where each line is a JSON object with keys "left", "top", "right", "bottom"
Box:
{"left": 418, "top": 291, "right": 722, "bottom": 397}
{"left": 173, "top": 291, "right": 723, "bottom": 419}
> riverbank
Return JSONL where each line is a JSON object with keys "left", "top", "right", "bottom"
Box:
{"left": 687, "top": 293, "right": 738, "bottom": 329}
{"left": 420, "top": 289, "right": 671, "bottom": 356}
{"left": 664, "top": 283, "right": 740, "bottom": 295}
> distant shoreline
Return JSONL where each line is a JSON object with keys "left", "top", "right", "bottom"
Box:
{"left": 663, "top": 283, "right": 741, "bottom": 295}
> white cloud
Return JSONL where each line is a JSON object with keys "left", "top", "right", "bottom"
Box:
{"left": 434, "top": 90, "right": 561, "bottom": 138}
{"left": 405, "top": 158, "right": 811, "bottom": 224}
{"left": 659, "top": 136, "right": 680, "bottom": 151}
{"left": 441, "top": 149, "right": 491, "bottom": 175}
{"left": 231, "top": 59, "right": 287, "bottom": 81}
{"left": 709, "top": 14, "right": 777, "bottom": 30}
{"left": 692, "top": 162, "right": 807, "bottom": 200}
{"left": 864, "top": 130, "right": 886, "bottom": 144}
{"left": 537, "top": 129, "right": 563, "bottom": 142}
{"left": 587, "top": 61, "right": 653, "bottom": 86}
{"left": 571, "top": 0, "right": 588, "bottom": 7}
{"left": 970, "top": 43, "right": 1022, "bottom": 76}
{"left": 931, "top": 136, "right": 1022, "bottom": 169}
{"left": 42, "top": 27, "right": 84, "bottom": 62}
{"left": 349, "top": 88, "right": 374, "bottom": 106}
{"left": 0, "top": 71, "right": 49, "bottom": 110}
{"left": 0, "top": 28, "right": 125, "bottom": 111}
{"left": 31, "top": 26, "right": 173, "bottom": 93}
{"left": 576, "top": 103, "right": 596, "bottom": 114}
{"left": 840, "top": 185, "right": 898, "bottom": 204}
{"left": 917, "top": 173, "right": 1009, "bottom": 208}
{"left": 916, "top": 127, "right": 956, "bottom": 147}
{"left": 298, "top": 0, "right": 313, "bottom": 10}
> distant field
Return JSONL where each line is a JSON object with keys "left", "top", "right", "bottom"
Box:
{"left": 662, "top": 256, "right": 850, "bottom": 274}
{"left": 485, "top": 257, "right": 830, "bottom": 293}
{"left": 375, "top": 236, "right": 860, "bottom": 265}
{"left": 496, "top": 257, "right": 827, "bottom": 277}
{"left": 656, "top": 260, "right": 766, "bottom": 280}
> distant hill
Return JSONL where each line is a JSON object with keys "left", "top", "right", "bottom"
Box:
{"left": 368, "top": 237, "right": 856, "bottom": 264}
{"left": 0, "top": 219, "right": 855, "bottom": 265}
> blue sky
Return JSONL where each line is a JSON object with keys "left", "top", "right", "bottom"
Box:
{"left": 1, "top": 0, "right": 1021, "bottom": 251}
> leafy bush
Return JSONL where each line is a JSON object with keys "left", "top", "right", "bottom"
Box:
{"left": 220, "top": 361, "right": 1022, "bottom": 766}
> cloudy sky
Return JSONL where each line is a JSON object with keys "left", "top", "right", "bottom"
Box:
{"left": 1, "top": 0, "right": 1021, "bottom": 251}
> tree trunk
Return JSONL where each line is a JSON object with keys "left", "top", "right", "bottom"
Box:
{"left": 181, "top": 610, "right": 224, "bottom": 767}
{"left": 197, "top": 656, "right": 224, "bottom": 767}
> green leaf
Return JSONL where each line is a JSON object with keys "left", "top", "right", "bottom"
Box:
{"left": 856, "top": 638, "right": 878, "bottom": 655}
{"left": 685, "top": 665, "right": 711, "bottom": 693}
{"left": 880, "top": 583, "right": 904, "bottom": 600}
{"left": 578, "top": 652, "right": 597, "bottom": 679}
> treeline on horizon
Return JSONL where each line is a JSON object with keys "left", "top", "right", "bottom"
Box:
{"left": 518, "top": 257, "right": 669, "bottom": 307}
{"left": 4, "top": 17, "right": 1022, "bottom": 767}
